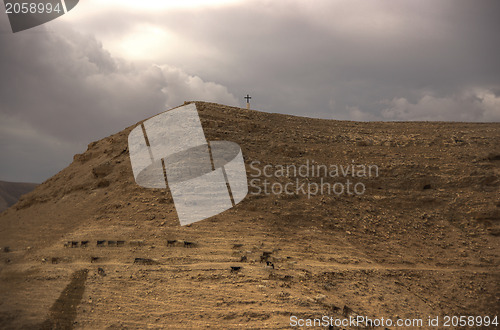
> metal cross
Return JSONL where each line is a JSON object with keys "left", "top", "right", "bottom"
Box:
{"left": 244, "top": 94, "right": 252, "bottom": 103}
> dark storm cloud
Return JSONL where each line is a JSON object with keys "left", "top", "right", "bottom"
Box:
{"left": 150, "top": 0, "right": 500, "bottom": 121}
{"left": 51, "top": 0, "right": 500, "bottom": 121}
{"left": 84, "top": 0, "right": 495, "bottom": 121}
{"left": 0, "top": 13, "right": 236, "bottom": 182}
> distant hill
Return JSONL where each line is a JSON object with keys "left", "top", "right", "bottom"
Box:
{"left": 0, "top": 180, "right": 38, "bottom": 212}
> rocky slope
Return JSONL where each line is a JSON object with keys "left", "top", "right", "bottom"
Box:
{"left": 0, "top": 101, "right": 498, "bottom": 329}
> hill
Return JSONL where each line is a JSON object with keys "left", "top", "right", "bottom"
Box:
{"left": 0, "top": 101, "right": 499, "bottom": 329}
{"left": 0, "top": 181, "right": 38, "bottom": 213}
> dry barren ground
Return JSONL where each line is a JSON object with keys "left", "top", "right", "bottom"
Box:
{"left": 0, "top": 102, "right": 499, "bottom": 329}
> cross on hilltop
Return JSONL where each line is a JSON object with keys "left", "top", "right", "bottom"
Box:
{"left": 244, "top": 94, "right": 251, "bottom": 109}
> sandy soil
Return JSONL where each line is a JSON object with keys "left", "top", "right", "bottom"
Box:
{"left": 0, "top": 101, "right": 498, "bottom": 329}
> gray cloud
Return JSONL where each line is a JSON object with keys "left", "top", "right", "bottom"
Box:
{"left": 163, "top": 0, "right": 500, "bottom": 120}
{"left": 94, "top": 0, "right": 498, "bottom": 120}
{"left": 54, "top": 0, "right": 500, "bottom": 118}
{"left": 0, "top": 14, "right": 237, "bottom": 182}
{"left": 380, "top": 89, "right": 500, "bottom": 122}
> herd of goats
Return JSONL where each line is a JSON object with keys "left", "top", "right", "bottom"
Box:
{"left": 2, "top": 240, "right": 276, "bottom": 273}
{"left": 55, "top": 239, "right": 276, "bottom": 272}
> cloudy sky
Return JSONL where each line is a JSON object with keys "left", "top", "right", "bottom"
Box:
{"left": 1, "top": 0, "right": 499, "bottom": 183}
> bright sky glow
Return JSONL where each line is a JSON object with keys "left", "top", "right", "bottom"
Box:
{"left": 117, "top": 24, "right": 173, "bottom": 61}
{"left": 87, "top": 0, "right": 244, "bottom": 11}
{"left": 59, "top": 0, "right": 244, "bottom": 61}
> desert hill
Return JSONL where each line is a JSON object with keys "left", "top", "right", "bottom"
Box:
{"left": 0, "top": 101, "right": 499, "bottom": 328}
{"left": 0, "top": 181, "right": 38, "bottom": 213}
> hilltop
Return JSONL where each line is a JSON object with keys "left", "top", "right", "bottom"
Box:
{"left": 0, "top": 101, "right": 499, "bottom": 328}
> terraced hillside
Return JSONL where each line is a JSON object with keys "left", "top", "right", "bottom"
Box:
{"left": 0, "top": 101, "right": 499, "bottom": 329}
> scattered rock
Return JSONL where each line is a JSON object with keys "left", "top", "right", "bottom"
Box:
{"left": 92, "top": 162, "right": 113, "bottom": 178}
{"left": 342, "top": 305, "right": 353, "bottom": 317}
{"left": 96, "top": 179, "right": 110, "bottom": 188}
{"left": 487, "top": 153, "right": 500, "bottom": 161}
{"left": 314, "top": 294, "right": 327, "bottom": 302}
{"left": 134, "top": 258, "right": 159, "bottom": 265}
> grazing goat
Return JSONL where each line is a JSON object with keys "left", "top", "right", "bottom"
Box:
{"left": 266, "top": 261, "right": 275, "bottom": 269}
{"left": 260, "top": 251, "right": 273, "bottom": 263}
{"left": 130, "top": 240, "right": 144, "bottom": 247}
{"left": 183, "top": 241, "right": 195, "bottom": 248}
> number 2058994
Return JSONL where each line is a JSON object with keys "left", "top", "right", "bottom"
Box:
{"left": 5, "top": 2, "right": 63, "bottom": 14}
